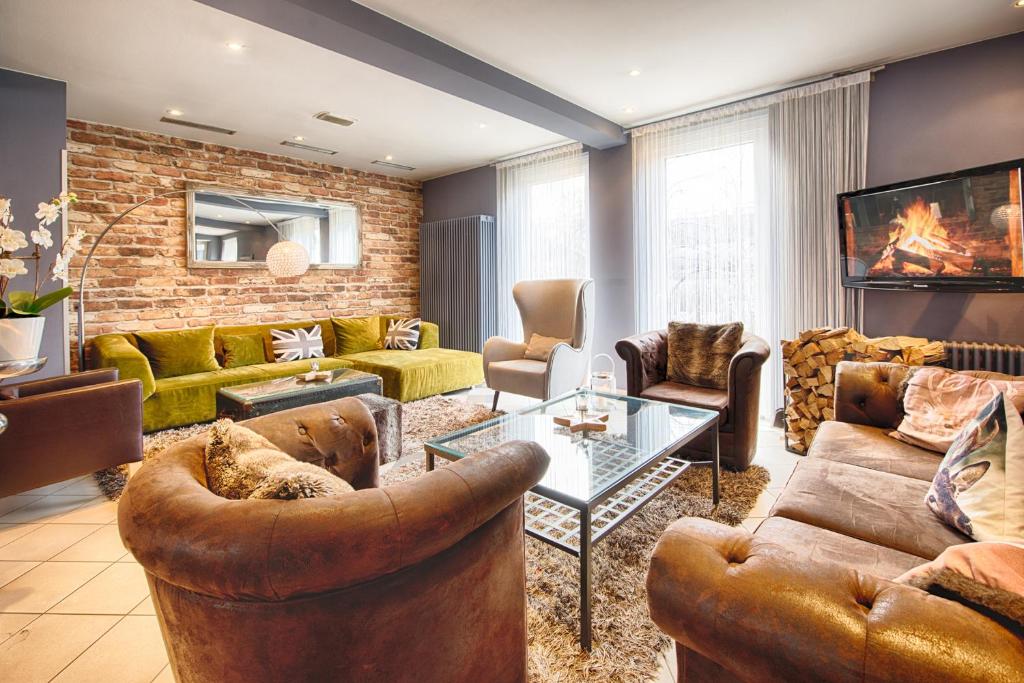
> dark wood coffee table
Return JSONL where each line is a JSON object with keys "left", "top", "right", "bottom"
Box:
{"left": 216, "top": 368, "right": 382, "bottom": 420}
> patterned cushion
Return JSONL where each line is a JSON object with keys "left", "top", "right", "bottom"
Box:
{"left": 666, "top": 321, "right": 743, "bottom": 390}
{"left": 383, "top": 318, "right": 421, "bottom": 350}
{"left": 893, "top": 367, "right": 1024, "bottom": 453}
{"left": 270, "top": 326, "right": 325, "bottom": 362}
{"left": 926, "top": 393, "right": 1024, "bottom": 541}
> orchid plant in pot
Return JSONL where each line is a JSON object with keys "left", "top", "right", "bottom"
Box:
{"left": 0, "top": 193, "right": 84, "bottom": 362}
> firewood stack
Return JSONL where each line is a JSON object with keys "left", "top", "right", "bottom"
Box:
{"left": 781, "top": 328, "right": 944, "bottom": 453}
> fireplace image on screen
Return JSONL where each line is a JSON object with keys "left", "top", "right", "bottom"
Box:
{"left": 839, "top": 160, "right": 1024, "bottom": 291}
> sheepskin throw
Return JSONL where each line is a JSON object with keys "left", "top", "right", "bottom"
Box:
{"left": 204, "top": 419, "right": 353, "bottom": 500}
{"left": 667, "top": 321, "right": 743, "bottom": 390}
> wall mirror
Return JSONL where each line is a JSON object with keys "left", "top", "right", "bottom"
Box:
{"left": 187, "top": 186, "right": 360, "bottom": 269}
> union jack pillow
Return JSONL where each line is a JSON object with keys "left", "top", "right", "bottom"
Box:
{"left": 384, "top": 318, "right": 421, "bottom": 351}
{"left": 270, "top": 326, "right": 325, "bottom": 362}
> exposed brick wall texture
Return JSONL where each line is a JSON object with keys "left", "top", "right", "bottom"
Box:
{"left": 66, "top": 120, "right": 422, "bottom": 366}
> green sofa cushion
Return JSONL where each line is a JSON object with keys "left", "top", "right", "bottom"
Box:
{"left": 341, "top": 348, "right": 483, "bottom": 403}
{"left": 214, "top": 320, "right": 336, "bottom": 362}
{"left": 91, "top": 333, "right": 156, "bottom": 399}
{"left": 221, "top": 333, "right": 266, "bottom": 369}
{"left": 143, "top": 357, "right": 353, "bottom": 432}
{"left": 333, "top": 316, "right": 383, "bottom": 355}
{"left": 135, "top": 327, "right": 220, "bottom": 379}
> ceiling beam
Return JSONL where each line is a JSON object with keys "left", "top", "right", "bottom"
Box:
{"left": 194, "top": 0, "right": 627, "bottom": 149}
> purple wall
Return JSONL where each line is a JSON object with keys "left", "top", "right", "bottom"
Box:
{"left": 421, "top": 165, "right": 496, "bottom": 223}
{"left": 863, "top": 32, "right": 1024, "bottom": 344}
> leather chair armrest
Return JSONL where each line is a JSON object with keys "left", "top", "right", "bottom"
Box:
{"left": 9, "top": 368, "right": 120, "bottom": 398}
{"left": 726, "top": 334, "right": 770, "bottom": 432}
{"left": 90, "top": 335, "right": 156, "bottom": 400}
{"left": 648, "top": 518, "right": 1024, "bottom": 683}
{"left": 483, "top": 336, "right": 528, "bottom": 384}
{"left": 834, "top": 361, "right": 912, "bottom": 429}
{"left": 419, "top": 321, "right": 439, "bottom": 349}
{"left": 241, "top": 396, "right": 380, "bottom": 490}
{"left": 0, "top": 379, "right": 143, "bottom": 497}
{"left": 615, "top": 330, "right": 668, "bottom": 396}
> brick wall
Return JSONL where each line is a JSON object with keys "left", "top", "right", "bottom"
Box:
{"left": 66, "top": 120, "right": 422, "bottom": 365}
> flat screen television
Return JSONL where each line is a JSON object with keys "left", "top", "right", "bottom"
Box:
{"left": 838, "top": 159, "right": 1024, "bottom": 292}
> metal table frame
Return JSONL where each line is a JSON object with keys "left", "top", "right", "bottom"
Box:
{"left": 425, "top": 391, "right": 719, "bottom": 651}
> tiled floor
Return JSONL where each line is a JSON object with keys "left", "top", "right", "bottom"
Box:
{"left": 0, "top": 388, "right": 800, "bottom": 683}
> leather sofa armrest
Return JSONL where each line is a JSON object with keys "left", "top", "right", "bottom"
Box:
{"left": 483, "top": 336, "right": 528, "bottom": 383}
{"left": 648, "top": 518, "right": 1024, "bottom": 683}
{"left": 726, "top": 334, "right": 770, "bottom": 430}
{"left": 615, "top": 330, "right": 668, "bottom": 396}
{"left": 8, "top": 368, "right": 120, "bottom": 397}
{"left": 90, "top": 335, "right": 156, "bottom": 400}
{"left": 834, "top": 361, "right": 912, "bottom": 429}
{"left": 419, "top": 321, "right": 439, "bottom": 349}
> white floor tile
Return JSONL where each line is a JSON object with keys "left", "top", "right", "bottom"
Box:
{"left": 47, "top": 497, "right": 119, "bottom": 525}
{"left": 0, "top": 524, "right": 103, "bottom": 562}
{"left": 0, "top": 613, "right": 119, "bottom": 683}
{"left": 52, "top": 525, "right": 129, "bottom": 563}
{"left": 0, "top": 495, "right": 98, "bottom": 525}
{"left": 0, "top": 561, "right": 41, "bottom": 589}
{"left": 747, "top": 489, "right": 780, "bottom": 518}
{"left": 49, "top": 563, "right": 151, "bottom": 615}
{"left": 19, "top": 477, "right": 85, "bottom": 497}
{"left": 0, "top": 613, "right": 36, "bottom": 645}
{"left": 129, "top": 595, "right": 156, "bottom": 616}
{"left": 0, "top": 495, "right": 44, "bottom": 518}
{"left": 152, "top": 664, "right": 175, "bottom": 682}
{"left": 52, "top": 615, "right": 168, "bottom": 683}
{"left": 0, "top": 523, "right": 41, "bottom": 549}
{"left": 50, "top": 477, "right": 103, "bottom": 497}
{"left": 0, "top": 561, "right": 107, "bottom": 613}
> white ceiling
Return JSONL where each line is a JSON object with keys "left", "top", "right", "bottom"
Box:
{"left": 360, "top": 0, "right": 1024, "bottom": 126}
{"left": 1, "top": 0, "right": 1022, "bottom": 182}
{"left": 0, "top": 0, "right": 563, "bottom": 181}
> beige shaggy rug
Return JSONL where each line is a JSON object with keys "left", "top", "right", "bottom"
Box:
{"left": 97, "top": 394, "right": 769, "bottom": 682}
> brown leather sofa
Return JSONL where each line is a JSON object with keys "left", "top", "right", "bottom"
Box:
{"left": 616, "top": 330, "right": 770, "bottom": 470}
{"left": 646, "top": 361, "right": 1024, "bottom": 682}
{"left": 119, "top": 397, "right": 550, "bottom": 683}
{"left": 0, "top": 368, "right": 143, "bottom": 497}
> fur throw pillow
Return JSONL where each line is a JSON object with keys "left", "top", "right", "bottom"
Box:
{"left": 666, "top": 321, "right": 743, "bottom": 390}
{"left": 204, "top": 419, "right": 353, "bottom": 500}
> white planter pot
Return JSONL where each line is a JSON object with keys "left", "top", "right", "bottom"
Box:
{"left": 0, "top": 317, "right": 45, "bottom": 362}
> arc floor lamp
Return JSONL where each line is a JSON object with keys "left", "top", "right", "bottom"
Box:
{"left": 75, "top": 189, "right": 309, "bottom": 370}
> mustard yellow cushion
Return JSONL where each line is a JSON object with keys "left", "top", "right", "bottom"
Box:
{"left": 524, "top": 333, "right": 568, "bottom": 361}
{"left": 221, "top": 333, "right": 266, "bottom": 369}
{"left": 135, "top": 327, "right": 219, "bottom": 379}
{"left": 332, "top": 316, "right": 383, "bottom": 355}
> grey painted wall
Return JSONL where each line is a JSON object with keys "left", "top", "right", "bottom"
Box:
{"left": 0, "top": 69, "right": 68, "bottom": 378}
{"left": 421, "top": 166, "right": 497, "bottom": 223}
{"left": 863, "top": 32, "right": 1024, "bottom": 344}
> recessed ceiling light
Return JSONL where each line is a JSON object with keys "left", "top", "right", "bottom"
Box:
{"left": 623, "top": 106, "right": 635, "bottom": 113}
{"left": 293, "top": 135, "right": 304, "bottom": 141}
{"left": 478, "top": 123, "right": 488, "bottom": 129}
{"left": 226, "top": 42, "right": 246, "bottom": 51}
{"left": 385, "top": 154, "right": 394, "bottom": 161}
{"left": 1015, "top": 0, "right": 1024, "bottom": 7}
{"left": 166, "top": 108, "right": 183, "bottom": 117}
{"left": 245, "top": 220, "right": 250, "bottom": 224}
{"left": 628, "top": 69, "right": 642, "bottom": 77}
{"left": 216, "top": 214, "right": 223, "bottom": 219}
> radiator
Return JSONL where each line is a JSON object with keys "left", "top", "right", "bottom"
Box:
{"left": 942, "top": 340, "right": 1024, "bottom": 375}
{"left": 420, "top": 215, "right": 498, "bottom": 352}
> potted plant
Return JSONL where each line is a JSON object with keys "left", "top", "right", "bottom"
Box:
{"left": 0, "top": 192, "right": 84, "bottom": 362}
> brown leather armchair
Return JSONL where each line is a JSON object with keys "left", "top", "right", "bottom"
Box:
{"left": 0, "top": 368, "right": 143, "bottom": 497}
{"left": 615, "top": 330, "right": 770, "bottom": 470}
{"left": 119, "top": 397, "right": 550, "bottom": 683}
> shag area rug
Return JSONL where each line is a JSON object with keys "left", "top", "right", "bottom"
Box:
{"left": 96, "top": 395, "right": 770, "bottom": 682}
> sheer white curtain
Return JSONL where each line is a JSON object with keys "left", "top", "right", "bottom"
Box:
{"left": 279, "top": 216, "right": 322, "bottom": 263}
{"left": 495, "top": 143, "right": 590, "bottom": 339}
{"left": 632, "top": 72, "right": 871, "bottom": 419}
{"left": 327, "top": 205, "right": 359, "bottom": 266}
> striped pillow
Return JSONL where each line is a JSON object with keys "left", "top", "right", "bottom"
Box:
{"left": 270, "top": 326, "right": 325, "bottom": 362}
{"left": 384, "top": 318, "right": 421, "bottom": 350}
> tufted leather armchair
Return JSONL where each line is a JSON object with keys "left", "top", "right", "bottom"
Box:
{"left": 615, "top": 329, "right": 769, "bottom": 471}
{"left": 119, "top": 397, "right": 550, "bottom": 683}
{"left": 484, "top": 278, "right": 595, "bottom": 409}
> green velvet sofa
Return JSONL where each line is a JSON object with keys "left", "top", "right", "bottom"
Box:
{"left": 90, "top": 317, "right": 483, "bottom": 433}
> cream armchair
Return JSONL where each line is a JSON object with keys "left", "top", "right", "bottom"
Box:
{"left": 484, "top": 279, "right": 595, "bottom": 409}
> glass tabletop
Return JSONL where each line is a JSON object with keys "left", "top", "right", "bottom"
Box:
{"left": 426, "top": 389, "right": 718, "bottom": 507}
{"left": 218, "top": 368, "right": 377, "bottom": 402}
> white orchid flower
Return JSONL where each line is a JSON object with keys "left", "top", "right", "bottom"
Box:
{"left": 66, "top": 228, "right": 87, "bottom": 252}
{"left": 31, "top": 226, "right": 54, "bottom": 249}
{"left": 0, "top": 228, "right": 29, "bottom": 252}
{"left": 58, "top": 191, "right": 77, "bottom": 205}
{"left": 51, "top": 252, "right": 69, "bottom": 281}
{"left": 0, "top": 258, "right": 28, "bottom": 278}
{"left": 34, "top": 201, "right": 61, "bottom": 226}
{"left": 0, "top": 198, "right": 10, "bottom": 222}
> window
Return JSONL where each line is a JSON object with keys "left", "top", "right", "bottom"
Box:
{"left": 222, "top": 236, "right": 238, "bottom": 262}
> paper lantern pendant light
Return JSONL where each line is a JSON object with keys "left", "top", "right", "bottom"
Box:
{"left": 266, "top": 240, "right": 310, "bottom": 277}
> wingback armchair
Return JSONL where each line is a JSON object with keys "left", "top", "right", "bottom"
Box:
{"left": 0, "top": 368, "right": 143, "bottom": 497}
{"left": 484, "top": 278, "right": 595, "bottom": 409}
{"left": 119, "top": 397, "right": 550, "bottom": 683}
{"left": 615, "top": 329, "right": 769, "bottom": 471}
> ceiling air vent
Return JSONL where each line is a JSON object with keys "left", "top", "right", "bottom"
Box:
{"left": 280, "top": 140, "right": 338, "bottom": 155}
{"left": 313, "top": 111, "right": 356, "bottom": 127}
{"left": 159, "top": 116, "right": 236, "bottom": 135}
{"left": 372, "top": 159, "right": 415, "bottom": 171}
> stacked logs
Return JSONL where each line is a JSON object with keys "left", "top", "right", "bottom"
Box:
{"left": 782, "top": 328, "right": 944, "bottom": 453}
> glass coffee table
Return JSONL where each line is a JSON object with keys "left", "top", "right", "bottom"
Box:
{"left": 216, "top": 368, "right": 382, "bottom": 420}
{"left": 425, "top": 389, "right": 719, "bottom": 651}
